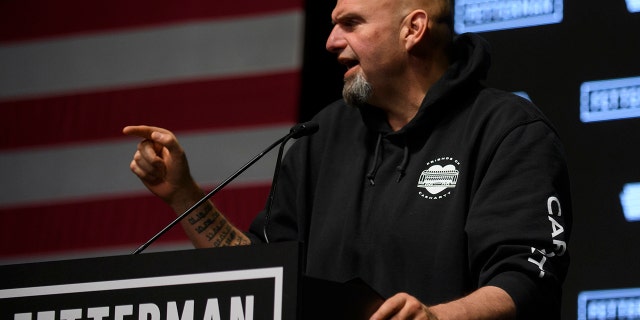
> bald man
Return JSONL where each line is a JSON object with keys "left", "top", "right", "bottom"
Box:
{"left": 125, "top": 0, "right": 572, "bottom": 318}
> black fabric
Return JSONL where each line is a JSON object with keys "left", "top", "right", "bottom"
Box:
{"left": 247, "top": 33, "right": 572, "bottom": 319}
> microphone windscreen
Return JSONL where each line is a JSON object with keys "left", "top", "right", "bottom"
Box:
{"left": 290, "top": 121, "right": 319, "bottom": 139}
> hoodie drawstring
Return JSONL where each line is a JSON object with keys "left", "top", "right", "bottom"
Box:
{"left": 366, "top": 133, "right": 410, "bottom": 185}
{"left": 366, "top": 133, "right": 383, "bottom": 186}
{"left": 396, "top": 143, "right": 409, "bottom": 182}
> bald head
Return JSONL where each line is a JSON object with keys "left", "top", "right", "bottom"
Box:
{"left": 392, "top": 0, "right": 453, "bottom": 55}
{"left": 402, "top": 0, "right": 453, "bottom": 33}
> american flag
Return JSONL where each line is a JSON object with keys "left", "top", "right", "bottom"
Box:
{"left": 0, "top": 0, "right": 304, "bottom": 264}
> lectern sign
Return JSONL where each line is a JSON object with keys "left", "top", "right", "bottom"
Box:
{"left": 3, "top": 268, "right": 281, "bottom": 319}
{"left": 0, "top": 243, "right": 301, "bottom": 320}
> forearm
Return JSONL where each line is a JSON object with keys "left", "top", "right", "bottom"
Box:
{"left": 429, "top": 286, "right": 516, "bottom": 320}
{"left": 170, "top": 187, "right": 251, "bottom": 248}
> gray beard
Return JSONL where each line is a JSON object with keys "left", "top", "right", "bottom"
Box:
{"left": 342, "top": 71, "right": 372, "bottom": 108}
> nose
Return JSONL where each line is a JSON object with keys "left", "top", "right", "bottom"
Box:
{"left": 325, "top": 25, "right": 344, "bottom": 53}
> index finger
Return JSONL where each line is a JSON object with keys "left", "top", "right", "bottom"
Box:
{"left": 123, "top": 125, "right": 182, "bottom": 154}
{"left": 122, "top": 125, "right": 170, "bottom": 139}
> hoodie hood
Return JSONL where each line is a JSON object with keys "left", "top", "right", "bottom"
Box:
{"left": 360, "top": 32, "right": 492, "bottom": 184}
{"left": 360, "top": 32, "right": 492, "bottom": 136}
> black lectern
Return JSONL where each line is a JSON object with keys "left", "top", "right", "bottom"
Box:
{"left": 0, "top": 242, "right": 383, "bottom": 319}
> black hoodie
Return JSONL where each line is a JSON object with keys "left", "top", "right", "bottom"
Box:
{"left": 248, "top": 33, "right": 572, "bottom": 319}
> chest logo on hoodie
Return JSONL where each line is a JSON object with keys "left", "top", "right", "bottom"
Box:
{"left": 417, "top": 157, "right": 460, "bottom": 200}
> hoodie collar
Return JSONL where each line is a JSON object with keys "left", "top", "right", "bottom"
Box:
{"left": 359, "top": 32, "right": 492, "bottom": 137}
{"left": 359, "top": 33, "right": 491, "bottom": 185}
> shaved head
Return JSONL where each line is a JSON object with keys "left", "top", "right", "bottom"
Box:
{"left": 406, "top": 0, "right": 453, "bottom": 34}
{"left": 399, "top": 0, "right": 452, "bottom": 24}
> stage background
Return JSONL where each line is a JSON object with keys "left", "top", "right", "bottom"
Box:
{"left": 2, "top": 1, "right": 640, "bottom": 319}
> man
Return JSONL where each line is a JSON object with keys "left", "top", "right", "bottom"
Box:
{"left": 124, "top": 0, "right": 572, "bottom": 318}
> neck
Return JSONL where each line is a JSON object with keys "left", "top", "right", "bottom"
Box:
{"left": 384, "top": 48, "right": 451, "bottom": 131}
{"left": 386, "top": 104, "right": 420, "bottom": 131}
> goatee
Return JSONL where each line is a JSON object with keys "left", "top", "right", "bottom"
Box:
{"left": 343, "top": 71, "right": 372, "bottom": 108}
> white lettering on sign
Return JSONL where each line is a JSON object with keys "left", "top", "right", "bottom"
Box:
{"left": 14, "top": 296, "right": 255, "bottom": 320}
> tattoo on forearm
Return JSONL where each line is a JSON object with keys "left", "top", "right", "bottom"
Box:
{"left": 223, "top": 229, "right": 237, "bottom": 246}
{"left": 188, "top": 202, "right": 216, "bottom": 225}
{"left": 194, "top": 218, "right": 214, "bottom": 233}
{"left": 189, "top": 201, "right": 249, "bottom": 246}
{"left": 212, "top": 224, "right": 232, "bottom": 247}
{"left": 187, "top": 206, "right": 206, "bottom": 224}
{"left": 205, "top": 219, "right": 225, "bottom": 239}
{"left": 190, "top": 203, "right": 221, "bottom": 234}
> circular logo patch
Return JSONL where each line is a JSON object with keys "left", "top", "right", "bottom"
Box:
{"left": 417, "top": 157, "right": 461, "bottom": 200}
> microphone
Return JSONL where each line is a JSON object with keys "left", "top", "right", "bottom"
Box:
{"left": 289, "top": 121, "right": 319, "bottom": 139}
{"left": 132, "top": 121, "right": 319, "bottom": 254}
{"left": 263, "top": 121, "right": 318, "bottom": 243}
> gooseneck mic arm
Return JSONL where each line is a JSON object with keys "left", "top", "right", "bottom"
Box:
{"left": 132, "top": 121, "right": 319, "bottom": 254}
{"left": 263, "top": 121, "right": 319, "bottom": 243}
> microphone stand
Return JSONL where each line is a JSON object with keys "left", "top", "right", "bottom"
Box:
{"left": 132, "top": 121, "right": 318, "bottom": 254}
{"left": 132, "top": 134, "right": 288, "bottom": 254}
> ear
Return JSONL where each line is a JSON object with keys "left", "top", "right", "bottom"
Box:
{"left": 402, "top": 10, "right": 428, "bottom": 51}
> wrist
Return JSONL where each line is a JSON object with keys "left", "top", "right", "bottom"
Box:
{"left": 167, "top": 181, "right": 206, "bottom": 214}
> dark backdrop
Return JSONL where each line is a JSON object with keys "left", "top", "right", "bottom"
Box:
{"left": 299, "top": 1, "right": 640, "bottom": 319}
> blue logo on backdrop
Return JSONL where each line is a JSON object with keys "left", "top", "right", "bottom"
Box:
{"left": 454, "top": 0, "right": 564, "bottom": 33}
{"left": 627, "top": 0, "right": 640, "bottom": 12}
{"left": 578, "top": 288, "right": 640, "bottom": 320}
{"left": 620, "top": 183, "right": 640, "bottom": 222}
{"left": 580, "top": 76, "right": 640, "bottom": 122}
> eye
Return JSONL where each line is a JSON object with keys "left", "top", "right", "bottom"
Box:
{"left": 342, "top": 19, "right": 358, "bottom": 28}
{"left": 335, "top": 14, "right": 362, "bottom": 31}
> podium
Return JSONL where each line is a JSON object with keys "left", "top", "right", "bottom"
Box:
{"left": 0, "top": 242, "right": 383, "bottom": 319}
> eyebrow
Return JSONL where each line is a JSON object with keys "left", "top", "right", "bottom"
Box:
{"left": 332, "top": 12, "right": 364, "bottom": 25}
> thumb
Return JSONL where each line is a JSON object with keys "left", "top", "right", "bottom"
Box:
{"left": 149, "top": 130, "right": 184, "bottom": 158}
{"left": 123, "top": 125, "right": 183, "bottom": 155}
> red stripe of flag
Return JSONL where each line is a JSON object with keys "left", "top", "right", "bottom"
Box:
{"left": 0, "top": 0, "right": 302, "bottom": 43}
{"left": 1, "top": 71, "right": 300, "bottom": 150}
{"left": 0, "top": 184, "right": 269, "bottom": 258}
{"left": 0, "top": 1, "right": 303, "bottom": 263}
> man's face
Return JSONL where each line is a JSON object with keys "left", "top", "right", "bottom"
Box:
{"left": 326, "top": 0, "right": 407, "bottom": 107}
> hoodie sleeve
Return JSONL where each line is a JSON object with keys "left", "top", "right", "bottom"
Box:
{"left": 465, "top": 119, "right": 573, "bottom": 319}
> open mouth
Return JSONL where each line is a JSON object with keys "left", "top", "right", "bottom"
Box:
{"left": 339, "top": 58, "right": 360, "bottom": 76}
{"left": 344, "top": 59, "right": 359, "bottom": 71}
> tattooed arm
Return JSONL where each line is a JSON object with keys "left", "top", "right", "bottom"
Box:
{"left": 177, "top": 197, "right": 251, "bottom": 248}
{"left": 123, "top": 125, "right": 251, "bottom": 248}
